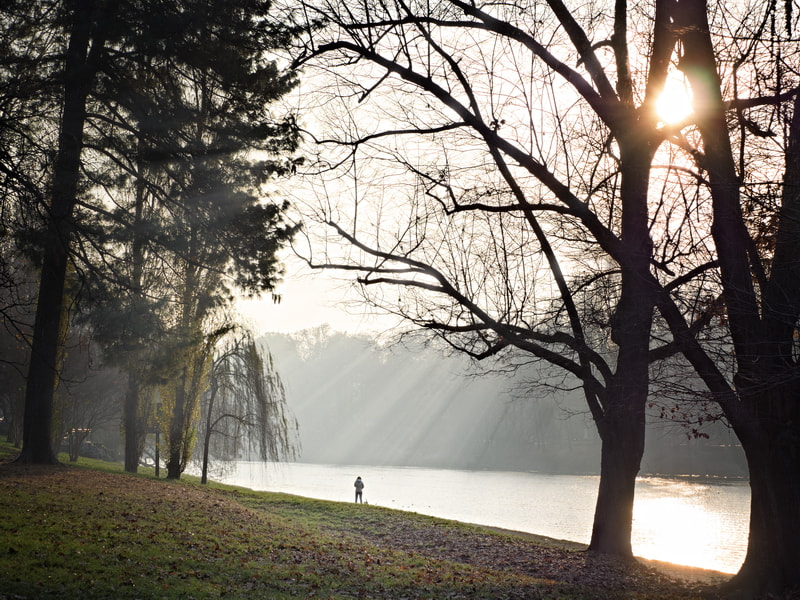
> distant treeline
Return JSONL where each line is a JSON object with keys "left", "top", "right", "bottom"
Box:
{"left": 260, "top": 328, "right": 747, "bottom": 478}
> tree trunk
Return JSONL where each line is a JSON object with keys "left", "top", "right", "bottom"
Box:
{"left": 166, "top": 369, "right": 187, "bottom": 479}
{"left": 589, "top": 415, "right": 643, "bottom": 557}
{"left": 122, "top": 146, "right": 148, "bottom": 473}
{"left": 201, "top": 424, "right": 212, "bottom": 485}
{"left": 586, "top": 132, "right": 654, "bottom": 558}
{"left": 123, "top": 376, "right": 139, "bottom": 473}
{"left": 200, "top": 382, "right": 218, "bottom": 485}
{"left": 721, "top": 66, "right": 800, "bottom": 599}
{"left": 18, "top": 257, "right": 65, "bottom": 464}
{"left": 67, "top": 428, "right": 91, "bottom": 462}
{"left": 588, "top": 338, "right": 649, "bottom": 558}
{"left": 724, "top": 416, "right": 800, "bottom": 596}
{"left": 676, "top": 2, "right": 800, "bottom": 595}
{"left": 17, "top": 1, "right": 103, "bottom": 465}
{"left": 7, "top": 396, "right": 22, "bottom": 447}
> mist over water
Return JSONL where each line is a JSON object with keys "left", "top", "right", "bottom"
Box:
{"left": 261, "top": 330, "right": 747, "bottom": 477}
{"left": 217, "top": 462, "right": 749, "bottom": 574}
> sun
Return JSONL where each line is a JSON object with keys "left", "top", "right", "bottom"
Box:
{"left": 655, "top": 73, "right": 693, "bottom": 125}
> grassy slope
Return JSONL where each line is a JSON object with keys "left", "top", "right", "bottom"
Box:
{"left": 0, "top": 440, "right": 725, "bottom": 599}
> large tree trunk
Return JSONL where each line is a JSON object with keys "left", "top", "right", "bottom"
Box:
{"left": 18, "top": 254, "right": 65, "bottom": 464}
{"left": 725, "top": 96, "right": 800, "bottom": 594}
{"left": 587, "top": 133, "right": 654, "bottom": 558}
{"left": 724, "top": 45, "right": 800, "bottom": 600}
{"left": 17, "top": 1, "right": 104, "bottom": 465}
{"left": 589, "top": 412, "right": 645, "bottom": 557}
{"left": 588, "top": 306, "right": 650, "bottom": 558}
{"left": 724, "top": 406, "right": 800, "bottom": 596}
{"left": 677, "top": 2, "right": 800, "bottom": 595}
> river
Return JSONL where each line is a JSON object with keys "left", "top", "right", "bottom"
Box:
{"left": 212, "top": 462, "right": 749, "bottom": 574}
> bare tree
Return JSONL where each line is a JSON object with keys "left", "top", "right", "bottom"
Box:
{"left": 646, "top": 0, "right": 800, "bottom": 595}
{"left": 198, "top": 331, "right": 298, "bottom": 485}
{"left": 288, "top": 0, "right": 695, "bottom": 559}
{"left": 290, "top": 0, "right": 800, "bottom": 593}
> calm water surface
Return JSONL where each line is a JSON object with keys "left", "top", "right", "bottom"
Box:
{"left": 216, "top": 462, "right": 749, "bottom": 574}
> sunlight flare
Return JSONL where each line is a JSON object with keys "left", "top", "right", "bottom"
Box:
{"left": 656, "top": 73, "right": 693, "bottom": 125}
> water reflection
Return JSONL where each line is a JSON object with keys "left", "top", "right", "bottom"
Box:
{"left": 633, "top": 478, "right": 749, "bottom": 573}
{"left": 213, "top": 463, "right": 749, "bottom": 574}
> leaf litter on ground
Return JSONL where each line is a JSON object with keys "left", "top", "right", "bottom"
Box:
{"left": 0, "top": 453, "right": 729, "bottom": 599}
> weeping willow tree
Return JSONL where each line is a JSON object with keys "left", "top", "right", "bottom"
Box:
{"left": 198, "top": 330, "right": 299, "bottom": 484}
{"left": 158, "top": 320, "right": 223, "bottom": 480}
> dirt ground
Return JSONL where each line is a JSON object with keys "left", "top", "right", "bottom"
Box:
{"left": 483, "top": 525, "right": 732, "bottom": 585}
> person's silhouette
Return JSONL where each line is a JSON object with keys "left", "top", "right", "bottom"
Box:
{"left": 354, "top": 476, "right": 364, "bottom": 503}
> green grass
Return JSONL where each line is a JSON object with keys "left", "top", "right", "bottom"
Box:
{"left": 0, "top": 438, "right": 714, "bottom": 599}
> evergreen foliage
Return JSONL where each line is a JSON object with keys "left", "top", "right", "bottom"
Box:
{"left": 0, "top": 0, "right": 302, "bottom": 472}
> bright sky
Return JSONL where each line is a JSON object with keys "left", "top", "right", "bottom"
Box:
{"left": 235, "top": 255, "right": 392, "bottom": 335}
{"left": 237, "top": 276, "right": 349, "bottom": 334}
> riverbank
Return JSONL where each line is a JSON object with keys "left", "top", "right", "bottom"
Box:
{"left": 211, "top": 461, "right": 748, "bottom": 573}
{"left": 0, "top": 450, "right": 729, "bottom": 599}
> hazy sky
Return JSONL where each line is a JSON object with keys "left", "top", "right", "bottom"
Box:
{"left": 236, "top": 255, "right": 392, "bottom": 335}
{"left": 237, "top": 275, "right": 349, "bottom": 334}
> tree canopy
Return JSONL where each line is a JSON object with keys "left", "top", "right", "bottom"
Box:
{"left": 0, "top": 0, "right": 302, "bottom": 473}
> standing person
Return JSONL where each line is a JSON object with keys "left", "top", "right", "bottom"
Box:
{"left": 354, "top": 476, "right": 364, "bottom": 503}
